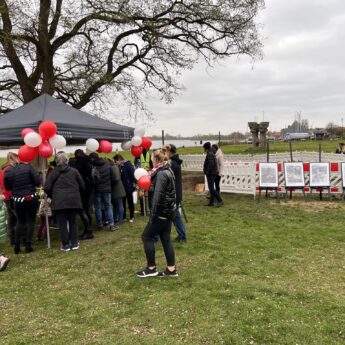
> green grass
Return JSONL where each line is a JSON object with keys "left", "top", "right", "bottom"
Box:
{"left": 1, "top": 193, "right": 345, "bottom": 344}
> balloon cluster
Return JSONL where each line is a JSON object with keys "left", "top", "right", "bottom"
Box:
{"left": 121, "top": 125, "right": 153, "bottom": 190}
{"left": 19, "top": 120, "right": 66, "bottom": 162}
{"left": 121, "top": 125, "right": 152, "bottom": 158}
{"left": 85, "top": 138, "right": 112, "bottom": 153}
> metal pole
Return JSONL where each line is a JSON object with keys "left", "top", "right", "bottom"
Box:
{"left": 289, "top": 141, "right": 293, "bottom": 161}
{"left": 218, "top": 131, "right": 221, "bottom": 146}
{"left": 319, "top": 143, "right": 321, "bottom": 162}
{"left": 266, "top": 142, "right": 269, "bottom": 162}
{"left": 342, "top": 118, "right": 344, "bottom": 139}
{"left": 162, "top": 130, "right": 165, "bottom": 145}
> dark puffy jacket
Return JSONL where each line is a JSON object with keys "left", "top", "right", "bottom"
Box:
{"left": 4, "top": 163, "right": 41, "bottom": 197}
{"left": 73, "top": 156, "right": 94, "bottom": 195}
{"left": 203, "top": 150, "right": 218, "bottom": 175}
{"left": 44, "top": 165, "right": 85, "bottom": 211}
{"left": 170, "top": 154, "right": 183, "bottom": 204}
{"left": 149, "top": 164, "right": 176, "bottom": 220}
{"left": 92, "top": 158, "right": 114, "bottom": 193}
{"left": 120, "top": 160, "right": 135, "bottom": 194}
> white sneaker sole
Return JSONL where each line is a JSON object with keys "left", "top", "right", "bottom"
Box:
{"left": 137, "top": 272, "right": 159, "bottom": 278}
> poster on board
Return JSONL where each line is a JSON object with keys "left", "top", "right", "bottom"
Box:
{"left": 259, "top": 163, "right": 279, "bottom": 188}
{"left": 284, "top": 162, "right": 305, "bottom": 187}
{"left": 309, "top": 163, "right": 330, "bottom": 187}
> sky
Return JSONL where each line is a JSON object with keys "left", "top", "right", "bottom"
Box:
{"left": 137, "top": 0, "right": 345, "bottom": 136}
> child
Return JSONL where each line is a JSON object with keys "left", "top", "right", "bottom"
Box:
{"left": 37, "top": 191, "right": 52, "bottom": 241}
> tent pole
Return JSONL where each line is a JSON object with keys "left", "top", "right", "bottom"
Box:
{"left": 41, "top": 158, "right": 51, "bottom": 249}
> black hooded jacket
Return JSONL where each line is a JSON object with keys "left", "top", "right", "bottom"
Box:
{"left": 203, "top": 149, "right": 218, "bottom": 175}
{"left": 169, "top": 154, "right": 183, "bottom": 204}
{"left": 149, "top": 164, "right": 176, "bottom": 221}
{"left": 44, "top": 165, "right": 85, "bottom": 211}
{"left": 92, "top": 158, "right": 115, "bottom": 193}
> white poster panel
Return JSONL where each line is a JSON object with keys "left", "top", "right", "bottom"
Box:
{"left": 259, "top": 163, "right": 279, "bottom": 188}
{"left": 309, "top": 163, "right": 330, "bottom": 187}
{"left": 284, "top": 162, "right": 305, "bottom": 187}
{"left": 341, "top": 163, "right": 345, "bottom": 188}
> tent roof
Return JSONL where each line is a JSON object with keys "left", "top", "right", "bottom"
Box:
{"left": 0, "top": 93, "right": 133, "bottom": 145}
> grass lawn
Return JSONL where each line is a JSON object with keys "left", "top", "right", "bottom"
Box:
{"left": 1, "top": 192, "right": 345, "bottom": 344}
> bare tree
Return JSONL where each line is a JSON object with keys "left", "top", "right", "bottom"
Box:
{"left": 0, "top": 0, "right": 264, "bottom": 115}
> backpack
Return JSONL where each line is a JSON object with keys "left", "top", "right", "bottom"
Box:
{"left": 91, "top": 166, "right": 101, "bottom": 185}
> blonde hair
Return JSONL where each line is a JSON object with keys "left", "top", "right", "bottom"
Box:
{"left": 151, "top": 149, "right": 168, "bottom": 164}
{"left": 55, "top": 152, "right": 69, "bottom": 166}
{"left": 7, "top": 152, "right": 19, "bottom": 166}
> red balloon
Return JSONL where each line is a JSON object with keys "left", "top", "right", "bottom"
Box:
{"left": 38, "top": 120, "right": 57, "bottom": 140}
{"left": 99, "top": 140, "right": 113, "bottom": 154}
{"left": 138, "top": 175, "right": 151, "bottom": 191}
{"left": 38, "top": 141, "right": 53, "bottom": 158}
{"left": 131, "top": 145, "right": 143, "bottom": 157}
{"left": 141, "top": 136, "right": 152, "bottom": 150}
{"left": 21, "top": 128, "right": 35, "bottom": 139}
{"left": 18, "top": 145, "right": 38, "bottom": 162}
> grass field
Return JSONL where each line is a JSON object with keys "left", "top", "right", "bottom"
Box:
{"left": 1, "top": 192, "right": 345, "bottom": 344}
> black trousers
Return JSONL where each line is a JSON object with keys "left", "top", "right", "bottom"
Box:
{"left": 5, "top": 199, "right": 16, "bottom": 245}
{"left": 79, "top": 193, "right": 92, "bottom": 234}
{"left": 141, "top": 218, "right": 175, "bottom": 267}
{"left": 215, "top": 175, "right": 221, "bottom": 194}
{"left": 206, "top": 174, "right": 222, "bottom": 204}
{"left": 13, "top": 198, "right": 39, "bottom": 247}
{"left": 56, "top": 209, "right": 79, "bottom": 246}
{"left": 123, "top": 192, "right": 134, "bottom": 219}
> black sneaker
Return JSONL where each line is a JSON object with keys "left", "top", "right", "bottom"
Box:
{"left": 136, "top": 267, "right": 158, "bottom": 278}
{"left": 216, "top": 201, "right": 224, "bottom": 207}
{"left": 158, "top": 268, "right": 179, "bottom": 277}
{"left": 80, "top": 233, "right": 94, "bottom": 240}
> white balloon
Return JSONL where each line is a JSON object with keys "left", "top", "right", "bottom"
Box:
{"left": 49, "top": 135, "right": 66, "bottom": 149}
{"left": 131, "top": 136, "right": 142, "bottom": 146}
{"left": 86, "top": 138, "right": 99, "bottom": 152}
{"left": 121, "top": 141, "right": 132, "bottom": 151}
{"left": 24, "top": 132, "right": 42, "bottom": 148}
{"left": 134, "top": 126, "right": 145, "bottom": 137}
{"left": 134, "top": 168, "right": 148, "bottom": 180}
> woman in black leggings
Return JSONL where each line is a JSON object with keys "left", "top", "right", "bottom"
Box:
{"left": 137, "top": 149, "right": 178, "bottom": 278}
{"left": 4, "top": 161, "right": 40, "bottom": 254}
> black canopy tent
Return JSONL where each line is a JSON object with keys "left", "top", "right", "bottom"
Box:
{"left": 0, "top": 94, "right": 134, "bottom": 249}
{"left": 0, "top": 93, "right": 133, "bottom": 145}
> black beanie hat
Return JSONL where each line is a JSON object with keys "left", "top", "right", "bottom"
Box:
{"left": 203, "top": 142, "right": 211, "bottom": 150}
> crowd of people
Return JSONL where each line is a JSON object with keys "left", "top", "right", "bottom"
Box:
{"left": 0, "top": 143, "right": 188, "bottom": 277}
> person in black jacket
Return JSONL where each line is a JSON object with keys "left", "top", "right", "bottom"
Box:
{"left": 45, "top": 152, "right": 85, "bottom": 251}
{"left": 72, "top": 150, "right": 94, "bottom": 240}
{"left": 203, "top": 142, "right": 223, "bottom": 207}
{"left": 164, "top": 144, "right": 187, "bottom": 242}
{"left": 4, "top": 161, "right": 40, "bottom": 254}
{"left": 137, "top": 149, "right": 178, "bottom": 278}
{"left": 114, "top": 154, "right": 136, "bottom": 222}
{"left": 89, "top": 153, "right": 117, "bottom": 231}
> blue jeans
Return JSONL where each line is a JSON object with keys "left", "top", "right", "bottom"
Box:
{"left": 173, "top": 203, "right": 187, "bottom": 240}
{"left": 94, "top": 192, "right": 114, "bottom": 226}
{"left": 112, "top": 197, "right": 124, "bottom": 223}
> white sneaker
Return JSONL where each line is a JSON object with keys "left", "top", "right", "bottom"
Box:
{"left": 129, "top": 218, "right": 134, "bottom": 223}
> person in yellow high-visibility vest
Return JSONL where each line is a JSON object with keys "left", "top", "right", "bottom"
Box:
{"left": 134, "top": 149, "right": 152, "bottom": 216}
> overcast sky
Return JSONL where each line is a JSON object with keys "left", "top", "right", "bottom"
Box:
{"left": 138, "top": 0, "right": 345, "bottom": 136}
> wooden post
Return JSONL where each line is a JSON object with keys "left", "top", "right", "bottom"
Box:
{"left": 218, "top": 131, "right": 221, "bottom": 146}
{"left": 319, "top": 143, "right": 321, "bottom": 162}
{"left": 266, "top": 142, "right": 270, "bottom": 162}
{"left": 162, "top": 130, "right": 165, "bottom": 145}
